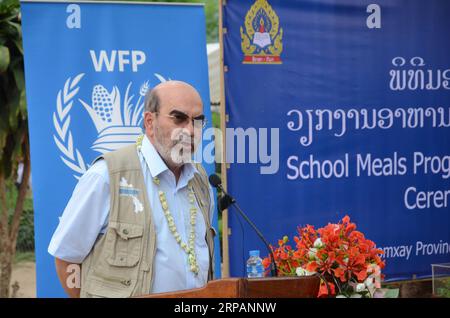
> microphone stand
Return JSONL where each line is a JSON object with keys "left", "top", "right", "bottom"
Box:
{"left": 217, "top": 186, "right": 278, "bottom": 277}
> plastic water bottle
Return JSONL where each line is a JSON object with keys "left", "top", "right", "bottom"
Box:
{"left": 246, "top": 250, "right": 264, "bottom": 278}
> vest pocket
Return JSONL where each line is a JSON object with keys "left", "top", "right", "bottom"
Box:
{"left": 107, "top": 222, "right": 144, "bottom": 267}
{"left": 84, "top": 276, "right": 138, "bottom": 298}
{"left": 84, "top": 222, "right": 144, "bottom": 297}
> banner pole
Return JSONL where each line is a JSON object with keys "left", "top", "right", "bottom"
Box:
{"left": 218, "top": 0, "right": 230, "bottom": 278}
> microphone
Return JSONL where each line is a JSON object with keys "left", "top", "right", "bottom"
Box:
{"left": 208, "top": 174, "right": 278, "bottom": 277}
{"left": 208, "top": 174, "right": 222, "bottom": 188}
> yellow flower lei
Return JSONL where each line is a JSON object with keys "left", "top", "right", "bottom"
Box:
{"left": 137, "top": 134, "right": 199, "bottom": 275}
{"left": 153, "top": 176, "right": 200, "bottom": 275}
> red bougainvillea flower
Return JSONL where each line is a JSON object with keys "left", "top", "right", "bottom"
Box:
{"left": 263, "top": 237, "right": 300, "bottom": 276}
{"left": 333, "top": 266, "right": 346, "bottom": 282}
{"left": 262, "top": 215, "right": 385, "bottom": 297}
{"left": 318, "top": 281, "right": 336, "bottom": 298}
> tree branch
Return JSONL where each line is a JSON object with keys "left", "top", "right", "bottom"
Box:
{"left": 0, "top": 174, "right": 9, "bottom": 250}
{"left": 9, "top": 131, "right": 30, "bottom": 249}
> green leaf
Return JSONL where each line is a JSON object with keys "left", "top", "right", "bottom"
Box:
{"left": 0, "top": 0, "right": 19, "bottom": 17}
{"left": 0, "top": 44, "right": 10, "bottom": 72}
{"left": 6, "top": 89, "right": 20, "bottom": 128}
{"left": 0, "top": 131, "right": 7, "bottom": 155}
{"left": 11, "top": 60, "right": 23, "bottom": 90}
{"left": 19, "top": 89, "right": 26, "bottom": 118}
{"left": 12, "top": 36, "right": 22, "bottom": 55}
{"left": 11, "top": 125, "right": 24, "bottom": 159}
{"left": 9, "top": 101, "right": 19, "bottom": 130}
{"left": 7, "top": 20, "right": 20, "bottom": 36}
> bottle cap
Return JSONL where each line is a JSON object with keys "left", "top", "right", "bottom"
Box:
{"left": 249, "top": 250, "right": 260, "bottom": 257}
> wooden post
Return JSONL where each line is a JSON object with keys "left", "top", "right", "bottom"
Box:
{"left": 218, "top": 0, "right": 230, "bottom": 278}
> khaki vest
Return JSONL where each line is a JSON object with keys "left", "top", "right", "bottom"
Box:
{"left": 79, "top": 144, "right": 215, "bottom": 298}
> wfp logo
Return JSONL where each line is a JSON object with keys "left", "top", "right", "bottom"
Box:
{"left": 79, "top": 80, "right": 146, "bottom": 153}
{"left": 52, "top": 72, "right": 167, "bottom": 178}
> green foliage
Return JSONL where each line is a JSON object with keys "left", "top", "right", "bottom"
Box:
{"left": 14, "top": 251, "right": 34, "bottom": 264}
{"left": 15, "top": 208, "right": 34, "bottom": 252}
{"left": 212, "top": 111, "right": 220, "bottom": 128}
{"left": 0, "top": 0, "right": 26, "bottom": 179}
{"left": 204, "top": 0, "right": 219, "bottom": 43}
{"left": 5, "top": 178, "right": 34, "bottom": 252}
{"left": 436, "top": 278, "right": 450, "bottom": 298}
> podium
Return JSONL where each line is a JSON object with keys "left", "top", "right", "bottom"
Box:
{"left": 139, "top": 276, "right": 320, "bottom": 298}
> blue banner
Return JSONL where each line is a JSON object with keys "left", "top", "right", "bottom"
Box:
{"left": 21, "top": 1, "right": 220, "bottom": 297}
{"left": 223, "top": 0, "right": 450, "bottom": 280}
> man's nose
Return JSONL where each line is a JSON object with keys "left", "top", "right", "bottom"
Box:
{"left": 184, "top": 119, "right": 195, "bottom": 136}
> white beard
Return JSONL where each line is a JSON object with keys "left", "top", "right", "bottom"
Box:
{"left": 153, "top": 126, "right": 194, "bottom": 168}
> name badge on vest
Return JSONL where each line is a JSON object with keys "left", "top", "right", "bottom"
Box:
{"left": 119, "top": 177, "right": 144, "bottom": 213}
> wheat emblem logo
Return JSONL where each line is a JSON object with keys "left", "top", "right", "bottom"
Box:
{"left": 53, "top": 73, "right": 169, "bottom": 179}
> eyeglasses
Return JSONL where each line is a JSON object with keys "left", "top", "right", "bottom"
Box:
{"left": 156, "top": 110, "right": 207, "bottom": 129}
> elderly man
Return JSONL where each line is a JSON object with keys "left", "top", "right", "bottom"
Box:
{"left": 48, "top": 81, "right": 215, "bottom": 298}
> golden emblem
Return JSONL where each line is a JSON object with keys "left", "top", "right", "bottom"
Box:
{"left": 240, "top": 0, "right": 283, "bottom": 64}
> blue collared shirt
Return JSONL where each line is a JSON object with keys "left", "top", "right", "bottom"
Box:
{"left": 48, "top": 135, "right": 214, "bottom": 294}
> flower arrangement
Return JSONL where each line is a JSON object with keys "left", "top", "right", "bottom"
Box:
{"left": 262, "top": 215, "right": 392, "bottom": 298}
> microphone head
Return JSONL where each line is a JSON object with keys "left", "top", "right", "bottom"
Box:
{"left": 208, "top": 174, "right": 222, "bottom": 188}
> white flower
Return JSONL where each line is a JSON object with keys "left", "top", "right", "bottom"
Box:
{"left": 355, "top": 283, "right": 366, "bottom": 293}
{"left": 308, "top": 248, "right": 318, "bottom": 260}
{"left": 364, "top": 277, "right": 377, "bottom": 296}
{"left": 365, "top": 277, "right": 374, "bottom": 288}
{"left": 296, "top": 267, "right": 315, "bottom": 276}
{"left": 313, "top": 238, "right": 324, "bottom": 248}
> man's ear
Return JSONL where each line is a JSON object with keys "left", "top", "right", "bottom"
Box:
{"left": 143, "top": 111, "right": 154, "bottom": 136}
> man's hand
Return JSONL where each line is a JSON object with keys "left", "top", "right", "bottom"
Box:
{"left": 54, "top": 258, "right": 81, "bottom": 298}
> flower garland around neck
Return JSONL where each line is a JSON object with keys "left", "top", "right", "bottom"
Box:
{"left": 153, "top": 176, "right": 199, "bottom": 275}
{"left": 137, "top": 135, "right": 199, "bottom": 275}
{"left": 136, "top": 134, "right": 144, "bottom": 151}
